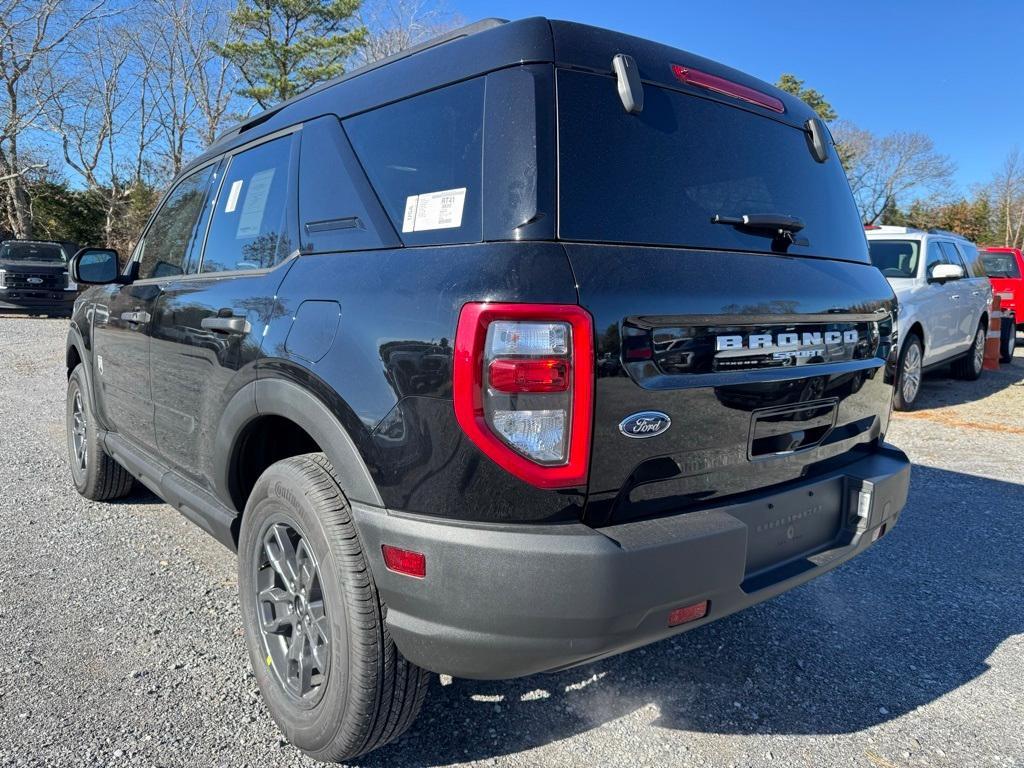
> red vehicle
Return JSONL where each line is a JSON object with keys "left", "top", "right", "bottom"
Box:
{"left": 981, "top": 247, "right": 1023, "bottom": 362}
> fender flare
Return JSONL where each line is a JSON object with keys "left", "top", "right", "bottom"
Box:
{"left": 65, "top": 324, "right": 101, "bottom": 418}
{"left": 214, "top": 378, "right": 384, "bottom": 511}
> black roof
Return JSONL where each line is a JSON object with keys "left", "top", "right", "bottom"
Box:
{"left": 189, "top": 17, "right": 816, "bottom": 173}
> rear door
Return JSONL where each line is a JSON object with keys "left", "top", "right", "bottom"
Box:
{"left": 149, "top": 130, "right": 298, "bottom": 490}
{"left": 555, "top": 66, "right": 897, "bottom": 526}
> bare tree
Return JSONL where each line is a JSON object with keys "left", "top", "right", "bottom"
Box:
{"left": 50, "top": 23, "right": 138, "bottom": 246}
{"left": 990, "top": 148, "right": 1024, "bottom": 248}
{"left": 0, "top": 0, "right": 111, "bottom": 238}
{"left": 353, "top": 0, "right": 461, "bottom": 66}
{"left": 833, "top": 120, "right": 956, "bottom": 225}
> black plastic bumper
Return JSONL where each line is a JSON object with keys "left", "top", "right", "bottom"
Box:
{"left": 352, "top": 444, "right": 910, "bottom": 680}
{"left": 0, "top": 290, "right": 77, "bottom": 314}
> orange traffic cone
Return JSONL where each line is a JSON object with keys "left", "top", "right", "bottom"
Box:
{"left": 984, "top": 294, "right": 1002, "bottom": 371}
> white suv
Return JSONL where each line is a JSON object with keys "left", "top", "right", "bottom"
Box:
{"left": 866, "top": 226, "right": 992, "bottom": 410}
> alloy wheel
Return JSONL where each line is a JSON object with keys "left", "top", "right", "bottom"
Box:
{"left": 901, "top": 343, "right": 922, "bottom": 404}
{"left": 71, "top": 391, "right": 88, "bottom": 472}
{"left": 973, "top": 328, "right": 985, "bottom": 373}
{"left": 255, "top": 522, "right": 331, "bottom": 705}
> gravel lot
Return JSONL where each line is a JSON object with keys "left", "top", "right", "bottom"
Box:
{"left": 0, "top": 316, "right": 1021, "bottom": 768}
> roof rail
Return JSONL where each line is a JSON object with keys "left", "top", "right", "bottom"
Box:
{"left": 927, "top": 228, "right": 969, "bottom": 239}
{"left": 230, "top": 18, "right": 508, "bottom": 138}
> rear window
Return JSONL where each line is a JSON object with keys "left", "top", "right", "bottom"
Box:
{"left": 556, "top": 69, "right": 867, "bottom": 262}
{"left": 0, "top": 241, "right": 66, "bottom": 263}
{"left": 982, "top": 252, "right": 1022, "bottom": 278}
{"left": 869, "top": 240, "right": 919, "bottom": 278}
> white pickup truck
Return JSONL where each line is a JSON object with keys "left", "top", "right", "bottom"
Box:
{"left": 866, "top": 226, "right": 992, "bottom": 410}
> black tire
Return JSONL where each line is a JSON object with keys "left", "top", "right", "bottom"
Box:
{"left": 238, "top": 453, "right": 429, "bottom": 763}
{"left": 1000, "top": 317, "right": 1016, "bottom": 363}
{"left": 952, "top": 322, "right": 987, "bottom": 380}
{"left": 66, "top": 364, "right": 135, "bottom": 501}
{"left": 893, "top": 334, "right": 923, "bottom": 411}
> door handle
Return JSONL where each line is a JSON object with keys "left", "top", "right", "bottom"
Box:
{"left": 201, "top": 315, "right": 251, "bottom": 334}
{"left": 120, "top": 310, "right": 151, "bottom": 324}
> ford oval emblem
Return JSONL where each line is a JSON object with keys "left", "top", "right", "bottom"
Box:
{"left": 26, "top": 277, "right": 43, "bottom": 284}
{"left": 619, "top": 411, "right": 671, "bottom": 439}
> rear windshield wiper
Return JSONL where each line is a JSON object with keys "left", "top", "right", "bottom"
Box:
{"left": 712, "top": 213, "right": 806, "bottom": 236}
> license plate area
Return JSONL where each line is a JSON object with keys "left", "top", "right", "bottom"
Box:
{"left": 732, "top": 478, "right": 844, "bottom": 575}
{"left": 748, "top": 398, "right": 837, "bottom": 460}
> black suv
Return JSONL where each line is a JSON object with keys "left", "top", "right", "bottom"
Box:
{"left": 64, "top": 18, "right": 910, "bottom": 762}
{"left": 0, "top": 239, "right": 79, "bottom": 315}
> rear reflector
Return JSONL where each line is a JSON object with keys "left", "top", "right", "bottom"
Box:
{"left": 670, "top": 64, "right": 785, "bottom": 114}
{"left": 668, "top": 600, "right": 709, "bottom": 627}
{"left": 382, "top": 545, "right": 426, "bottom": 578}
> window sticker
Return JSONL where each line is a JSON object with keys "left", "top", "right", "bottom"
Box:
{"left": 401, "top": 187, "right": 466, "bottom": 233}
{"left": 224, "top": 179, "right": 244, "bottom": 213}
{"left": 236, "top": 168, "right": 275, "bottom": 238}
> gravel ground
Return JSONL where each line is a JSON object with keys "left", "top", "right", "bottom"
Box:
{"left": 0, "top": 316, "right": 1021, "bottom": 768}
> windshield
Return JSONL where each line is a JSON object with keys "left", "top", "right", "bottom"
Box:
{"left": 556, "top": 69, "right": 868, "bottom": 262}
{"left": 0, "top": 241, "right": 67, "bottom": 264}
{"left": 869, "top": 240, "right": 919, "bottom": 278}
{"left": 981, "top": 253, "right": 1021, "bottom": 278}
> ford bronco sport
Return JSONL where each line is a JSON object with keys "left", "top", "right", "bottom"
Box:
{"left": 64, "top": 18, "right": 910, "bottom": 762}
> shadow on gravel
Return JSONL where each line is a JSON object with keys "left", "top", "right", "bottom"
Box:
{"left": 913, "top": 352, "right": 1024, "bottom": 410}
{"left": 360, "top": 465, "right": 1023, "bottom": 766}
{"left": 105, "top": 487, "right": 163, "bottom": 506}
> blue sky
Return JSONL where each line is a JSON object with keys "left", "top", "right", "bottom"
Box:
{"left": 453, "top": 0, "right": 1022, "bottom": 194}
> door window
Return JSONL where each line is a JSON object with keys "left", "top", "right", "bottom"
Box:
{"left": 925, "top": 241, "right": 946, "bottom": 279}
{"left": 938, "top": 242, "right": 967, "bottom": 275}
{"left": 201, "top": 135, "right": 296, "bottom": 274}
{"left": 137, "top": 164, "right": 218, "bottom": 280}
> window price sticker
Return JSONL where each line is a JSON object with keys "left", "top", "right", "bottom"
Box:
{"left": 402, "top": 188, "right": 466, "bottom": 232}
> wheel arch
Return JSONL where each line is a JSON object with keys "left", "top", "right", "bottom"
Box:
{"left": 216, "top": 379, "right": 384, "bottom": 526}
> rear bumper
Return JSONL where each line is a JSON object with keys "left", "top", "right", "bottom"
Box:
{"left": 0, "top": 289, "right": 76, "bottom": 314}
{"left": 353, "top": 444, "right": 910, "bottom": 680}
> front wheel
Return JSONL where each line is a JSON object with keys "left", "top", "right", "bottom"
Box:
{"left": 952, "top": 323, "right": 987, "bottom": 381}
{"left": 238, "top": 453, "right": 429, "bottom": 763}
{"left": 66, "top": 364, "right": 134, "bottom": 500}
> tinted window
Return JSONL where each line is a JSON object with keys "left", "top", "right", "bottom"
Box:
{"left": 0, "top": 241, "right": 66, "bottom": 263}
{"left": 298, "top": 116, "right": 398, "bottom": 254}
{"left": 138, "top": 164, "right": 217, "bottom": 280}
{"left": 982, "top": 252, "right": 1021, "bottom": 278}
{"left": 956, "top": 240, "right": 985, "bottom": 278}
{"left": 202, "top": 135, "right": 295, "bottom": 274}
{"left": 938, "top": 242, "right": 967, "bottom": 273}
{"left": 925, "top": 240, "right": 946, "bottom": 278}
{"left": 556, "top": 69, "right": 868, "bottom": 262}
{"left": 869, "top": 240, "right": 919, "bottom": 278}
{"left": 345, "top": 78, "right": 483, "bottom": 245}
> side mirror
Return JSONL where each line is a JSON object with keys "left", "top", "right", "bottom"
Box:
{"left": 71, "top": 248, "right": 121, "bottom": 285}
{"left": 929, "top": 263, "right": 965, "bottom": 283}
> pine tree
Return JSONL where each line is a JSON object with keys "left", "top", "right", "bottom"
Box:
{"left": 216, "top": 0, "right": 366, "bottom": 109}
{"left": 775, "top": 74, "right": 837, "bottom": 122}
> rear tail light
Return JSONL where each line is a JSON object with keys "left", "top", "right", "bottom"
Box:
{"left": 670, "top": 64, "right": 785, "bottom": 113}
{"left": 454, "top": 303, "right": 594, "bottom": 488}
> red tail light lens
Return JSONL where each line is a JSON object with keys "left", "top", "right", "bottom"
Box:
{"left": 670, "top": 64, "right": 785, "bottom": 114}
{"left": 454, "top": 303, "right": 594, "bottom": 489}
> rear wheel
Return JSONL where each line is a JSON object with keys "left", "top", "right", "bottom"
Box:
{"left": 893, "top": 335, "right": 923, "bottom": 411}
{"left": 238, "top": 453, "right": 429, "bottom": 763}
{"left": 1000, "top": 317, "right": 1016, "bottom": 363}
{"left": 953, "top": 323, "right": 986, "bottom": 380}
{"left": 66, "top": 364, "right": 134, "bottom": 501}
